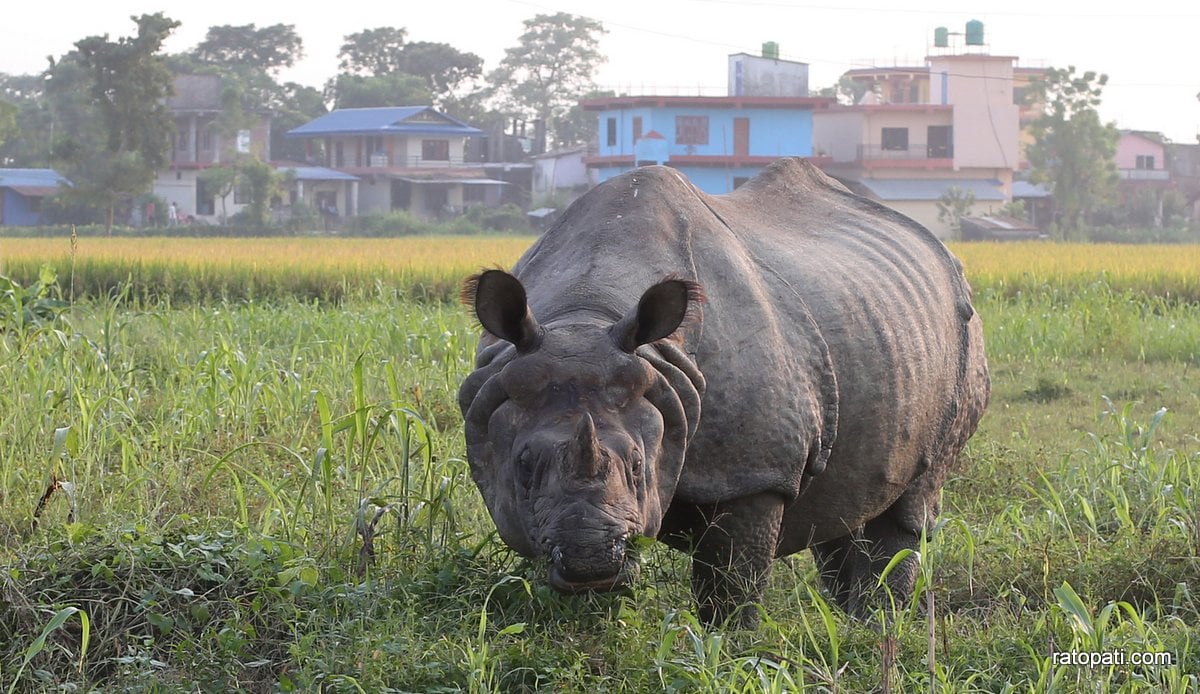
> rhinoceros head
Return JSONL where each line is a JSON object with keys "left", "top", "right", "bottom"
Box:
{"left": 459, "top": 270, "right": 704, "bottom": 593}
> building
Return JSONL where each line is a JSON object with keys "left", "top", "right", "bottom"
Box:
{"left": 153, "top": 74, "right": 273, "bottom": 223}
{"left": 0, "top": 168, "right": 70, "bottom": 226}
{"left": 815, "top": 48, "right": 1024, "bottom": 238}
{"left": 531, "top": 145, "right": 591, "bottom": 202}
{"left": 1166, "top": 142, "right": 1200, "bottom": 220}
{"left": 728, "top": 43, "right": 810, "bottom": 97}
{"left": 285, "top": 106, "right": 519, "bottom": 218}
{"left": 582, "top": 95, "right": 831, "bottom": 194}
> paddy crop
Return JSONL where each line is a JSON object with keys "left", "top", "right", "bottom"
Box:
{"left": 1, "top": 240, "right": 1197, "bottom": 691}
{"left": 4, "top": 236, "right": 1200, "bottom": 303}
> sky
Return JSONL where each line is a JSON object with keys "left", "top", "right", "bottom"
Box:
{"left": 3, "top": 0, "right": 1198, "bottom": 143}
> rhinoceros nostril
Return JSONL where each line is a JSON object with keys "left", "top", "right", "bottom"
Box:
{"left": 550, "top": 545, "right": 564, "bottom": 565}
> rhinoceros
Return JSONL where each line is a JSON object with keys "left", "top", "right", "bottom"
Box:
{"left": 458, "top": 158, "right": 989, "bottom": 626}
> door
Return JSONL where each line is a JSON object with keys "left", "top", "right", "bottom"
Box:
{"left": 734, "top": 118, "right": 750, "bottom": 157}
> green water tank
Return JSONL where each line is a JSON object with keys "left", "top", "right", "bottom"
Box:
{"left": 965, "top": 19, "right": 985, "bottom": 45}
{"left": 934, "top": 26, "right": 949, "bottom": 48}
{"left": 762, "top": 41, "right": 779, "bottom": 59}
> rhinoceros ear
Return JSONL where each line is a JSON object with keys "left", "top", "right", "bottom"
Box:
{"left": 610, "top": 278, "right": 704, "bottom": 352}
{"left": 465, "top": 270, "right": 542, "bottom": 352}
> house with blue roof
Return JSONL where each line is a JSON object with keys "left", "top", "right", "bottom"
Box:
{"left": 286, "top": 106, "right": 515, "bottom": 218}
{"left": 0, "top": 169, "right": 70, "bottom": 226}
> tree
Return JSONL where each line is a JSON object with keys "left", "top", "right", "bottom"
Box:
{"left": 936, "top": 186, "right": 976, "bottom": 236}
{"left": 328, "top": 72, "right": 431, "bottom": 109}
{"left": 70, "top": 13, "right": 180, "bottom": 232}
{"left": 487, "top": 13, "right": 606, "bottom": 148}
{"left": 0, "top": 100, "right": 16, "bottom": 152}
{"left": 338, "top": 26, "right": 408, "bottom": 76}
{"left": 238, "top": 157, "right": 284, "bottom": 228}
{"left": 194, "top": 24, "right": 303, "bottom": 74}
{"left": 398, "top": 41, "right": 483, "bottom": 102}
{"left": 1026, "top": 66, "right": 1119, "bottom": 237}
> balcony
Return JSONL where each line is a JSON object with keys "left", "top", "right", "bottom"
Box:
{"left": 1118, "top": 168, "right": 1169, "bottom": 181}
{"left": 363, "top": 154, "right": 467, "bottom": 168}
{"left": 858, "top": 143, "right": 953, "bottom": 161}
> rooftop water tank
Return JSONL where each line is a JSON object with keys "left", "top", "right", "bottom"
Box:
{"left": 762, "top": 41, "right": 779, "bottom": 59}
{"left": 934, "top": 26, "right": 949, "bottom": 48}
{"left": 965, "top": 19, "right": 984, "bottom": 46}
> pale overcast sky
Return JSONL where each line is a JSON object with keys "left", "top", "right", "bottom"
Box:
{"left": 3, "top": 0, "right": 1198, "bottom": 142}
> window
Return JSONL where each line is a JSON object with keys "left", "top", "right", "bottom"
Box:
{"left": 1136, "top": 154, "right": 1156, "bottom": 170}
{"left": 1012, "top": 86, "right": 1028, "bottom": 106}
{"left": 881, "top": 127, "right": 908, "bottom": 151}
{"left": 422, "top": 140, "right": 450, "bottom": 161}
{"left": 606, "top": 117, "right": 617, "bottom": 147}
{"left": 927, "top": 125, "right": 952, "bottom": 158}
{"left": 234, "top": 182, "right": 250, "bottom": 205}
{"left": 632, "top": 116, "right": 642, "bottom": 143}
{"left": 335, "top": 142, "right": 345, "bottom": 167}
{"left": 675, "top": 116, "right": 709, "bottom": 146}
{"left": 198, "top": 128, "right": 213, "bottom": 152}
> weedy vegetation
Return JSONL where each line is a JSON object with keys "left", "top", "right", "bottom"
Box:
{"left": 0, "top": 237, "right": 1197, "bottom": 691}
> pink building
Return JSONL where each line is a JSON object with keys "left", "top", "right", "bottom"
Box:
{"left": 814, "top": 49, "right": 1036, "bottom": 238}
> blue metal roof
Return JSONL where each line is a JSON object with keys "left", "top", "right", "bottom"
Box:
{"left": 0, "top": 168, "right": 71, "bottom": 189}
{"left": 857, "top": 178, "right": 1006, "bottom": 202}
{"left": 1011, "top": 180, "right": 1051, "bottom": 199}
{"left": 286, "top": 107, "right": 482, "bottom": 138}
{"left": 281, "top": 166, "right": 360, "bottom": 182}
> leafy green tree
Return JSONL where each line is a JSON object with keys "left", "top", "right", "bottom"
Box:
{"left": 239, "top": 157, "right": 284, "bottom": 228}
{"left": 0, "top": 99, "right": 16, "bottom": 153}
{"left": 199, "top": 163, "right": 239, "bottom": 222}
{"left": 1027, "top": 66, "right": 1119, "bottom": 237}
{"left": 194, "top": 24, "right": 303, "bottom": 74}
{"left": 937, "top": 186, "right": 976, "bottom": 236}
{"left": 68, "top": 13, "right": 180, "bottom": 232}
{"left": 398, "top": 42, "right": 483, "bottom": 103}
{"left": 487, "top": 13, "right": 607, "bottom": 147}
{"left": 338, "top": 27, "right": 408, "bottom": 76}
{"left": 329, "top": 72, "right": 430, "bottom": 109}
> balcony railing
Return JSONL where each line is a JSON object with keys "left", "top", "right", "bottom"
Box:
{"left": 857, "top": 143, "right": 953, "bottom": 160}
{"left": 1117, "top": 168, "right": 1169, "bottom": 181}
{"left": 362, "top": 154, "right": 466, "bottom": 168}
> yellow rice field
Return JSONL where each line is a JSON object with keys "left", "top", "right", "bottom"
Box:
{"left": 2, "top": 236, "right": 1199, "bottom": 302}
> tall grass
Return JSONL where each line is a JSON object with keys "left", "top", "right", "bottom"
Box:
{"left": 1, "top": 245, "right": 1198, "bottom": 690}
{"left": 5, "top": 237, "right": 1200, "bottom": 303}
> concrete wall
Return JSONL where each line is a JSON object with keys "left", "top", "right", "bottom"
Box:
{"left": 596, "top": 106, "right": 814, "bottom": 159}
{"left": 1116, "top": 133, "right": 1165, "bottom": 170}
{"left": 929, "top": 55, "right": 1019, "bottom": 171}
{"left": 0, "top": 189, "right": 43, "bottom": 225}
{"left": 728, "top": 53, "right": 809, "bottom": 96}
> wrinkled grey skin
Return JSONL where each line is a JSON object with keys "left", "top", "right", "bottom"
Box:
{"left": 458, "top": 158, "right": 989, "bottom": 626}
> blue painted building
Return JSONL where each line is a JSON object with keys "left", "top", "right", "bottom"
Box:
{"left": 0, "top": 169, "right": 70, "bottom": 226}
{"left": 581, "top": 96, "right": 831, "bottom": 194}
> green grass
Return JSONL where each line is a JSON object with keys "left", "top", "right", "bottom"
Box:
{"left": 1, "top": 280, "right": 1197, "bottom": 691}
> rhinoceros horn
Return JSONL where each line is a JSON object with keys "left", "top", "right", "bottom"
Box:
{"left": 570, "top": 413, "right": 605, "bottom": 479}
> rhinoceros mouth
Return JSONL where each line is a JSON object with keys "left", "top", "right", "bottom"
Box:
{"left": 547, "top": 556, "right": 640, "bottom": 594}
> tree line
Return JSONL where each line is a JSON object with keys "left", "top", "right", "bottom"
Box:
{"left": 0, "top": 12, "right": 607, "bottom": 229}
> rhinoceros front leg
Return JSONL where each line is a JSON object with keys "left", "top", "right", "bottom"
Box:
{"left": 687, "top": 492, "right": 785, "bottom": 628}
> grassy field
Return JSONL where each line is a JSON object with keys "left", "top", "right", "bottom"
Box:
{"left": 1, "top": 237, "right": 1198, "bottom": 691}
{"left": 4, "top": 236, "right": 1200, "bottom": 303}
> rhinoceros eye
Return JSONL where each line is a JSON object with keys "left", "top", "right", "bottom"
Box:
{"left": 630, "top": 450, "right": 643, "bottom": 478}
{"left": 516, "top": 448, "right": 535, "bottom": 489}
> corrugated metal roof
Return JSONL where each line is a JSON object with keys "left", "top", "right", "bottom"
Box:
{"left": 287, "top": 107, "right": 482, "bottom": 138}
{"left": 856, "top": 178, "right": 1006, "bottom": 202}
{"left": 282, "top": 166, "right": 360, "bottom": 182}
{"left": 1012, "top": 180, "right": 1051, "bottom": 198}
{"left": 0, "top": 168, "right": 70, "bottom": 190}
